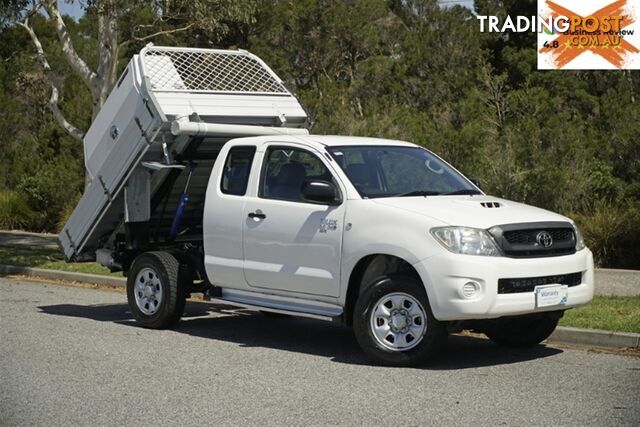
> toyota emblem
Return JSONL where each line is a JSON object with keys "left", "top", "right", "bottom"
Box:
{"left": 536, "top": 231, "right": 553, "bottom": 248}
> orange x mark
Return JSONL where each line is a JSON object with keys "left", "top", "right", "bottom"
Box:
{"left": 540, "top": 0, "right": 639, "bottom": 68}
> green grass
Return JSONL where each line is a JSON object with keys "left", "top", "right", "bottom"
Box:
{"left": 0, "top": 246, "right": 120, "bottom": 277}
{"left": 559, "top": 295, "right": 640, "bottom": 333}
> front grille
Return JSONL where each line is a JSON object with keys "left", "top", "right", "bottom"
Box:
{"left": 504, "top": 228, "right": 573, "bottom": 245}
{"left": 489, "top": 222, "right": 576, "bottom": 258}
{"left": 498, "top": 272, "right": 582, "bottom": 294}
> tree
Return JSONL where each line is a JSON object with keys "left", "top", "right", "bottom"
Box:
{"left": 1, "top": 0, "right": 638, "bottom": 266}
{"left": 16, "top": 0, "right": 117, "bottom": 140}
{"left": 14, "top": 0, "right": 257, "bottom": 142}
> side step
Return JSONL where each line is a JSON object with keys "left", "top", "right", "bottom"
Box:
{"left": 209, "top": 288, "right": 343, "bottom": 322}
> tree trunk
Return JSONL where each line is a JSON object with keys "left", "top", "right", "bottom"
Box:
{"left": 20, "top": 1, "right": 121, "bottom": 186}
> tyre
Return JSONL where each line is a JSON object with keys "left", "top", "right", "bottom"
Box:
{"left": 127, "top": 251, "right": 187, "bottom": 329}
{"left": 353, "top": 274, "right": 447, "bottom": 367}
{"left": 484, "top": 312, "right": 560, "bottom": 347}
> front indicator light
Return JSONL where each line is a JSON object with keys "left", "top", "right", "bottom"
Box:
{"left": 574, "top": 224, "right": 586, "bottom": 251}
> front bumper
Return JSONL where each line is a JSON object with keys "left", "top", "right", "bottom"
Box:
{"left": 413, "top": 248, "right": 594, "bottom": 321}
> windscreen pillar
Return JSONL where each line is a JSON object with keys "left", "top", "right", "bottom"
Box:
{"left": 124, "top": 168, "right": 151, "bottom": 249}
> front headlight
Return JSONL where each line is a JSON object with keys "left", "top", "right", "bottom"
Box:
{"left": 430, "top": 227, "right": 502, "bottom": 256}
{"left": 574, "top": 224, "right": 586, "bottom": 251}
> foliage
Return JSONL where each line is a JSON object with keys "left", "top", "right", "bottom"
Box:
{"left": 0, "top": 190, "right": 37, "bottom": 229}
{"left": 56, "top": 190, "right": 82, "bottom": 233}
{"left": 0, "top": 0, "right": 638, "bottom": 268}
{"left": 573, "top": 201, "right": 640, "bottom": 269}
{"left": 17, "top": 162, "right": 84, "bottom": 231}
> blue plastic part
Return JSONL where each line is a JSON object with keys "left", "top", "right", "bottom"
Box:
{"left": 168, "top": 162, "right": 196, "bottom": 241}
{"left": 168, "top": 193, "right": 189, "bottom": 241}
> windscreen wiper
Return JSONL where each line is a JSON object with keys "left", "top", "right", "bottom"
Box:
{"left": 395, "top": 190, "right": 442, "bottom": 197}
{"left": 441, "top": 189, "right": 482, "bottom": 195}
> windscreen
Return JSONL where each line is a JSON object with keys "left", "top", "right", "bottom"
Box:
{"left": 328, "top": 146, "right": 478, "bottom": 198}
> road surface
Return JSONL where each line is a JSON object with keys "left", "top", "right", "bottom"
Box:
{"left": 1, "top": 277, "right": 638, "bottom": 425}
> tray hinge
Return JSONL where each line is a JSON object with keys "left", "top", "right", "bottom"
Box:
{"left": 135, "top": 117, "right": 152, "bottom": 145}
{"left": 143, "top": 98, "right": 155, "bottom": 118}
{"left": 64, "top": 228, "right": 76, "bottom": 253}
{"left": 97, "top": 175, "right": 113, "bottom": 202}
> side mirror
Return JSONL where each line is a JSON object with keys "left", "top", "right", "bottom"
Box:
{"left": 469, "top": 177, "right": 481, "bottom": 189}
{"left": 301, "top": 180, "right": 340, "bottom": 205}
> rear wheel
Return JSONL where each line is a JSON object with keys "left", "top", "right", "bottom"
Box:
{"left": 127, "top": 251, "right": 186, "bottom": 329}
{"left": 353, "top": 274, "right": 447, "bottom": 367}
{"left": 484, "top": 312, "right": 560, "bottom": 347}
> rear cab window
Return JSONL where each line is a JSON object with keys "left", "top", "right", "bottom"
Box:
{"left": 220, "top": 146, "right": 256, "bottom": 196}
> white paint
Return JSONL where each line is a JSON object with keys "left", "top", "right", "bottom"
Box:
{"left": 202, "top": 135, "right": 595, "bottom": 320}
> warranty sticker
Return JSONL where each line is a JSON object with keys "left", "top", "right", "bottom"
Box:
{"left": 538, "top": 0, "right": 640, "bottom": 69}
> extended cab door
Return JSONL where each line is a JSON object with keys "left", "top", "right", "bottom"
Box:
{"left": 203, "top": 144, "right": 257, "bottom": 288}
{"left": 242, "top": 144, "right": 346, "bottom": 297}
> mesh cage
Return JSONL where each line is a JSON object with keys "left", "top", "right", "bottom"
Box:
{"left": 142, "top": 48, "right": 289, "bottom": 94}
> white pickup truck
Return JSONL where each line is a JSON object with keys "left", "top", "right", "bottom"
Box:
{"left": 60, "top": 46, "right": 594, "bottom": 366}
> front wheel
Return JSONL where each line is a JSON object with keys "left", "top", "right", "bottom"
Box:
{"left": 353, "top": 274, "right": 447, "bottom": 367}
{"left": 484, "top": 312, "right": 561, "bottom": 347}
{"left": 127, "top": 251, "right": 187, "bottom": 329}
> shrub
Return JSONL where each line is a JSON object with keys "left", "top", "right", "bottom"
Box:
{"left": 56, "top": 192, "right": 82, "bottom": 233}
{"left": 573, "top": 200, "right": 640, "bottom": 269}
{"left": 17, "top": 159, "right": 84, "bottom": 231}
{"left": 0, "top": 190, "right": 38, "bottom": 230}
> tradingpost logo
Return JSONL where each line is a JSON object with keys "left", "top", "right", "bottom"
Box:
{"left": 539, "top": 0, "right": 639, "bottom": 69}
{"left": 477, "top": 0, "right": 640, "bottom": 70}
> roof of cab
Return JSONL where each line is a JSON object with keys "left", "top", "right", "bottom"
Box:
{"left": 302, "top": 135, "right": 416, "bottom": 147}
{"left": 229, "top": 134, "right": 418, "bottom": 148}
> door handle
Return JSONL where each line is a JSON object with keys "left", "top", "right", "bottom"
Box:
{"left": 248, "top": 211, "right": 266, "bottom": 220}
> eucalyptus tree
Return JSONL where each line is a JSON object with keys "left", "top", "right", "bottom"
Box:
{"left": 13, "top": 0, "right": 256, "bottom": 142}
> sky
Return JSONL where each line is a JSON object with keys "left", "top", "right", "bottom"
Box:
{"left": 57, "top": 1, "right": 84, "bottom": 20}
{"left": 439, "top": 0, "right": 475, "bottom": 9}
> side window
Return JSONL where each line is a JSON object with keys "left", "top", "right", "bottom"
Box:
{"left": 331, "top": 149, "right": 383, "bottom": 196}
{"left": 260, "top": 146, "right": 333, "bottom": 202}
{"left": 220, "top": 146, "right": 256, "bottom": 196}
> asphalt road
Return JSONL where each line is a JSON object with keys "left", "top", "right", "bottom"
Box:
{"left": 1, "top": 277, "right": 639, "bottom": 426}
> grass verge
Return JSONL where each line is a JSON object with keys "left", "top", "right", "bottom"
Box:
{"left": 559, "top": 295, "right": 640, "bottom": 333}
{"left": 0, "top": 246, "right": 120, "bottom": 277}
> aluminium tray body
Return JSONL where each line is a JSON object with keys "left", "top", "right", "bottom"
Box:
{"left": 60, "top": 46, "right": 308, "bottom": 260}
